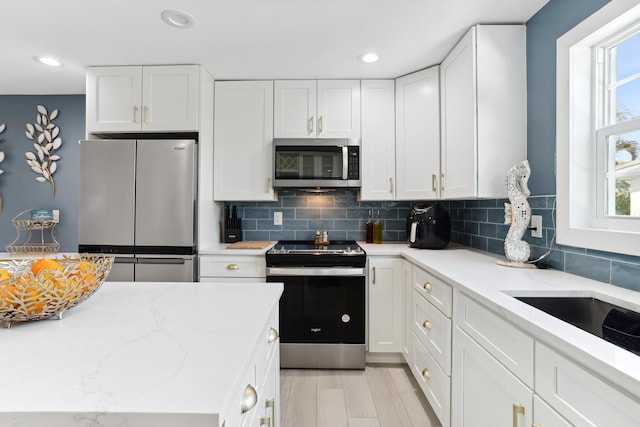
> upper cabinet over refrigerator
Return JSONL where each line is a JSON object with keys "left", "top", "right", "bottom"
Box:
{"left": 85, "top": 65, "right": 200, "bottom": 133}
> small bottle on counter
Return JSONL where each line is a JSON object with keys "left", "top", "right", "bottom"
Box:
{"left": 373, "top": 210, "right": 383, "bottom": 244}
{"left": 365, "top": 210, "right": 374, "bottom": 243}
{"left": 322, "top": 230, "right": 329, "bottom": 244}
{"left": 315, "top": 230, "right": 322, "bottom": 245}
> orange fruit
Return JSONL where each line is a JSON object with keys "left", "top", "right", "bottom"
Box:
{"left": 0, "top": 269, "right": 10, "bottom": 282}
{"left": 31, "top": 259, "right": 63, "bottom": 276}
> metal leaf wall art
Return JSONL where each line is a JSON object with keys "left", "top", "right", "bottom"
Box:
{"left": 24, "top": 105, "right": 62, "bottom": 198}
{"left": 0, "top": 122, "right": 6, "bottom": 211}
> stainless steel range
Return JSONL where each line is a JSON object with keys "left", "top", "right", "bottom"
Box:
{"left": 266, "top": 240, "right": 366, "bottom": 369}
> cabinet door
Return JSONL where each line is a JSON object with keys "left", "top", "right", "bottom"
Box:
{"left": 86, "top": 66, "right": 142, "bottom": 132}
{"left": 214, "top": 81, "right": 276, "bottom": 201}
{"left": 395, "top": 66, "right": 440, "bottom": 200}
{"left": 274, "top": 80, "right": 316, "bottom": 138}
{"left": 452, "top": 327, "right": 532, "bottom": 427}
{"left": 368, "top": 257, "right": 403, "bottom": 352}
{"left": 316, "top": 80, "right": 360, "bottom": 139}
{"left": 402, "top": 260, "right": 413, "bottom": 361}
{"left": 535, "top": 342, "right": 640, "bottom": 427}
{"left": 440, "top": 27, "right": 476, "bottom": 199}
{"left": 142, "top": 65, "right": 199, "bottom": 131}
{"left": 360, "top": 80, "right": 396, "bottom": 200}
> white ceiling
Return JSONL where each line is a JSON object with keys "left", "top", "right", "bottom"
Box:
{"left": 1, "top": 0, "right": 549, "bottom": 95}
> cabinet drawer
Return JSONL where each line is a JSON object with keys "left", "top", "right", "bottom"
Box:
{"left": 535, "top": 342, "right": 640, "bottom": 426}
{"left": 223, "top": 359, "right": 258, "bottom": 427}
{"left": 533, "top": 395, "right": 572, "bottom": 427}
{"left": 413, "top": 267, "right": 452, "bottom": 317}
{"left": 454, "top": 292, "right": 534, "bottom": 388}
{"left": 413, "top": 290, "right": 452, "bottom": 375}
{"left": 200, "top": 256, "right": 266, "bottom": 278}
{"left": 412, "top": 334, "right": 450, "bottom": 427}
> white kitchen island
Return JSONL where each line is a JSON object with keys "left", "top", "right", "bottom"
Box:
{"left": 0, "top": 281, "right": 283, "bottom": 427}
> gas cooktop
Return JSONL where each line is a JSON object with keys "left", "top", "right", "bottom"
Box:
{"left": 266, "top": 240, "right": 366, "bottom": 267}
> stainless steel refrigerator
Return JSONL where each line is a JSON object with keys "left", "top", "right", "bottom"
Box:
{"left": 78, "top": 139, "right": 197, "bottom": 282}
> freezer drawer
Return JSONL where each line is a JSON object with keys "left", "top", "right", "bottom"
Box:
{"left": 135, "top": 257, "right": 195, "bottom": 282}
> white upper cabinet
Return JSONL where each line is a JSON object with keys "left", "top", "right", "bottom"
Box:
{"left": 274, "top": 80, "right": 360, "bottom": 139}
{"left": 395, "top": 66, "right": 441, "bottom": 200}
{"left": 440, "top": 25, "right": 527, "bottom": 199}
{"left": 213, "top": 80, "right": 276, "bottom": 201}
{"left": 360, "top": 80, "right": 396, "bottom": 201}
{"left": 86, "top": 65, "right": 199, "bottom": 133}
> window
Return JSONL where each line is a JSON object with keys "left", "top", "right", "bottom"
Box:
{"left": 557, "top": 0, "right": 640, "bottom": 256}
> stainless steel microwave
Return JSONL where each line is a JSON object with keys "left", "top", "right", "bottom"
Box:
{"left": 272, "top": 138, "right": 361, "bottom": 188}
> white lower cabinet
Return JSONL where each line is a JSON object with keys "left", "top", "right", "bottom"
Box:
{"left": 199, "top": 254, "right": 266, "bottom": 282}
{"left": 412, "top": 334, "right": 451, "bottom": 427}
{"left": 535, "top": 342, "right": 640, "bottom": 427}
{"left": 452, "top": 326, "right": 532, "bottom": 427}
{"left": 402, "top": 260, "right": 413, "bottom": 361}
{"left": 533, "top": 395, "right": 572, "bottom": 427}
{"left": 368, "top": 256, "right": 404, "bottom": 353}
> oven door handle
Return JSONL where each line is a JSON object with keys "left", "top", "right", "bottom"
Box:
{"left": 266, "top": 267, "right": 365, "bottom": 277}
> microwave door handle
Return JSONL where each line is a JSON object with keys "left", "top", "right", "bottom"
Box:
{"left": 342, "top": 146, "right": 348, "bottom": 179}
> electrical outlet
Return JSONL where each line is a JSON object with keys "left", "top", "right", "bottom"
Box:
{"left": 530, "top": 215, "right": 542, "bottom": 238}
{"left": 274, "top": 211, "right": 283, "bottom": 225}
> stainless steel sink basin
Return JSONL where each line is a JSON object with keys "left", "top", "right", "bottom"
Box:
{"left": 514, "top": 296, "right": 640, "bottom": 355}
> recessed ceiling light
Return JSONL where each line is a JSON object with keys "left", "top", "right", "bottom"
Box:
{"left": 358, "top": 52, "right": 379, "bottom": 63}
{"left": 161, "top": 9, "right": 196, "bottom": 29}
{"left": 34, "top": 56, "right": 62, "bottom": 67}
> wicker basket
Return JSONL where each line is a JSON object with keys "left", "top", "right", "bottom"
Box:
{"left": 0, "top": 254, "right": 114, "bottom": 327}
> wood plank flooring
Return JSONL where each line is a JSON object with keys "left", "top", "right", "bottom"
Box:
{"left": 280, "top": 364, "right": 442, "bottom": 427}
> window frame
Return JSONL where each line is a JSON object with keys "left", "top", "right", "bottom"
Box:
{"left": 556, "top": 0, "right": 640, "bottom": 257}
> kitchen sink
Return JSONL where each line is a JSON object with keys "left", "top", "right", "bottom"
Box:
{"left": 514, "top": 296, "right": 640, "bottom": 355}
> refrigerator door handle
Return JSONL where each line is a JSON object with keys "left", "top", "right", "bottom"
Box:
{"left": 136, "top": 258, "right": 187, "bottom": 265}
{"left": 114, "top": 257, "right": 137, "bottom": 264}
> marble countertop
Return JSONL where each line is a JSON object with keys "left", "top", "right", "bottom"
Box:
{"left": 361, "top": 242, "right": 640, "bottom": 398}
{"left": 198, "top": 242, "right": 276, "bottom": 255}
{"left": 1, "top": 281, "right": 283, "bottom": 426}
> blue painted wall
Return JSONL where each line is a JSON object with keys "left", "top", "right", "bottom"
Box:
{"left": 0, "top": 96, "right": 85, "bottom": 252}
{"left": 526, "top": 0, "right": 610, "bottom": 195}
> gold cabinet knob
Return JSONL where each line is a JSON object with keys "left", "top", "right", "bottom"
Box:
{"left": 268, "top": 327, "right": 279, "bottom": 343}
{"left": 226, "top": 263, "right": 239, "bottom": 270}
{"left": 421, "top": 368, "right": 430, "bottom": 379}
{"left": 423, "top": 320, "right": 432, "bottom": 330}
{"left": 423, "top": 282, "right": 432, "bottom": 291}
{"left": 241, "top": 384, "right": 258, "bottom": 413}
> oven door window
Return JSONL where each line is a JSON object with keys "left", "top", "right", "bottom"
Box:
{"left": 274, "top": 146, "right": 343, "bottom": 180}
{"left": 270, "top": 275, "right": 365, "bottom": 344}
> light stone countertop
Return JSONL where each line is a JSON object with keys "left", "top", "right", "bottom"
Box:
{"left": 198, "top": 242, "right": 277, "bottom": 255}
{"left": 0, "top": 281, "right": 283, "bottom": 426}
{"left": 361, "top": 242, "right": 640, "bottom": 399}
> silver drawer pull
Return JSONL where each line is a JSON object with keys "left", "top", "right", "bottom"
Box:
{"left": 423, "top": 282, "right": 432, "bottom": 292}
{"left": 268, "top": 327, "right": 279, "bottom": 343}
{"left": 241, "top": 384, "right": 258, "bottom": 413}
{"left": 423, "top": 320, "right": 432, "bottom": 330}
{"left": 227, "top": 263, "right": 239, "bottom": 270}
{"left": 422, "top": 368, "right": 430, "bottom": 379}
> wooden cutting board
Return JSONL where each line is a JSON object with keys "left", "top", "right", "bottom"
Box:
{"left": 226, "top": 241, "right": 272, "bottom": 250}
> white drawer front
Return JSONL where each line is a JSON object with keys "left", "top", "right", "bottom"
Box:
{"left": 200, "top": 255, "right": 266, "bottom": 278}
{"left": 454, "top": 292, "right": 534, "bottom": 388}
{"left": 534, "top": 395, "right": 572, "bottom": 427}
{"left": 412, "top": 334, "right": 450, "bottom": 427}
{"left": 413, "top": 290, "right": 452, "bottom": 375}
{"left": 413, "top": 267, "right": 452, "bottom": 317}
{"left": 535, "top": 342, "right": 640, "bottom": 427}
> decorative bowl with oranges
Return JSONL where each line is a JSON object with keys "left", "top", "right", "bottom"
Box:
{"left": 0, "top": 254, "right": 114, "bottom": 327}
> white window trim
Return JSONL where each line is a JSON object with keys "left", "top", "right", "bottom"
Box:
{"left": 556, "top": 0, "right": 640, "bottom": 257}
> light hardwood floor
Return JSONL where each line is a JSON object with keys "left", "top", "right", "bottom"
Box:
{"left": 280, "top": 364, "right": 442, "bottom": 427}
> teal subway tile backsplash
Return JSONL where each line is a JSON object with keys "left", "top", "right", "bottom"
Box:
{"left": 225, "top": 193, "right": 640, "bottom": 293}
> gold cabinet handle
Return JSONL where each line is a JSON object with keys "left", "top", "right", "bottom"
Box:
{"left": 227, "top": 263, "right": 239, "bottom": 270}
{"left": 423, "top": 282, "right": 432, "bottom": 292}
{"left": 260, "top": 416, "right": 271, "bottom": 427}
{"left": 372, "top": 267, "right": 376, "bottom": 284}
{"left": 266, "top": 399, "right": 275, "bottom": 427}
{"left": 266, "top": 177, "right": 271, "bottom": 193}
{"left": 318, "top": 116, "right": 323, "bottom": 133}
{"left": 512, "top": 404, "right": 525, "bottom": 427}
{"left": 389, "top": 177, "right": 393, "bottom": 193}
{"left": 308, "top": 116, "right": 314, "bottom": 134}
{"left": 143, "top": 105, "right": 149, "bottom": 124}
{"left": 440, "top": 173, "right": 445, "bottom": 191}
{"left": 133, "top": 106, "right": 139, "bottom": 124}
{"left": 421, "top": 368, "right": 430, "bottom": 379}
{"left": 432, "top": 174, "right": 437, "bottom": 192}
{"left": 268, "top": 327, "right": 279, "bottom": 343}
{"left": 423, "top": 320, "right": 432, "bottom": 330}
{"left": 241, "top": 384, "right": 258, "bottom": 414}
